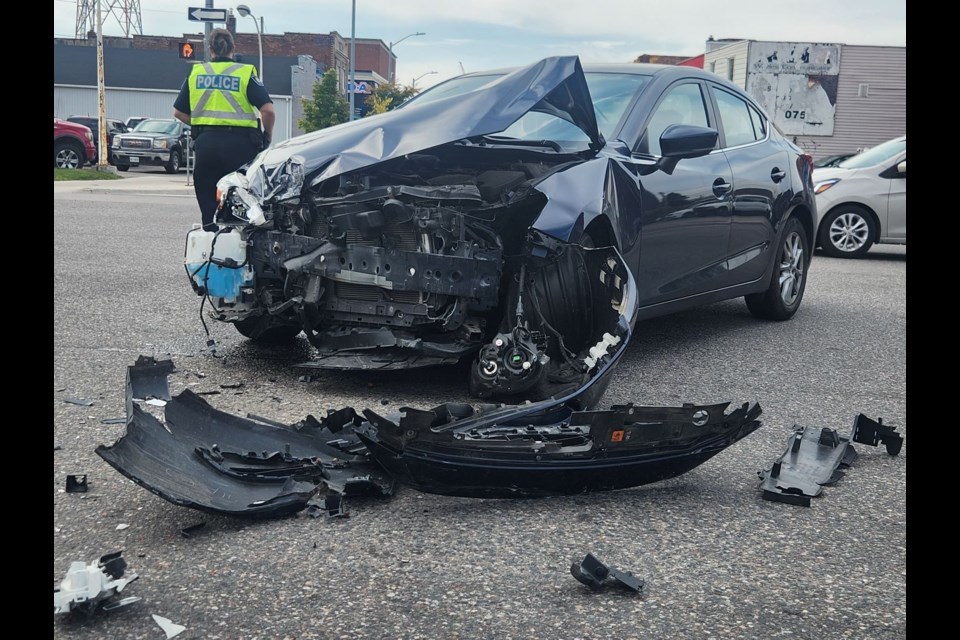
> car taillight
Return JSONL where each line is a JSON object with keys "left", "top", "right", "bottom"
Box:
{"left": 797, "top": 153, "right": 814, "bottom": 181}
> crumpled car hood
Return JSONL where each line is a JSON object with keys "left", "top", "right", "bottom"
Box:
{"left": 246, "top": 55, "right": 602, "bottom": 190}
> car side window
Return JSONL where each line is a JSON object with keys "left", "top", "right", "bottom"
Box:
{"left": 712, "top": 87, "right": 760, "bottom": 148}
{"left": 747, "top": 104, "right": 766, "bottom": 140}
{"left": 642, "top": 83, "right": 709, "bottom": 156}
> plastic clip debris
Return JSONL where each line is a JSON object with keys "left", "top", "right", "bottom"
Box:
{"left": 66, "top": 475, "right": 88, "bottom": 493}
{"left": 570, "top": 553, "right": 644, "bottom": 593}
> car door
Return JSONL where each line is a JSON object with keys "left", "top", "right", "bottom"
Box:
{"left": 882, "top": 154, "right": 906, "bottom": 240}
{"left": 631, "top": 81, "right": 734, "bottom": 305}
{"left": 709, "top": 84, "right": 789, "bottom": 284}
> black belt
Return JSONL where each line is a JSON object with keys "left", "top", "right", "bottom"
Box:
{"left": 194, "top": 125, "right": 259, "bottom": 135}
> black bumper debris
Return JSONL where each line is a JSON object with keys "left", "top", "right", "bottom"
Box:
{"left": 758, "top": 414, "right": 903, "bottom": 506}
{"left": 97, "top": 356, "right": 764, "bottom": 514}
{"left": 355, "top": 400, "right": 763, "bottom": 498}
{"left": 570, "top": 553, "right": 644, "bottom": 593}
{"left": 96, "top": 358, "right": 394, "bottom": 518}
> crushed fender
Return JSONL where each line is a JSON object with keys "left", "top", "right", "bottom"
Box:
{"left": 758, "top": 414, "right": 903, "bottom": 506}
{"left": 54, "top": 551, "right": 140, "bottom": 616}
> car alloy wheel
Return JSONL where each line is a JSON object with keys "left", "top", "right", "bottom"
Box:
{"left": 778, "top": 230, "right": 804, "bottom": 306}
{"left": 819, "top": 206, "right": 876, "bottom": 258}
{"left": 828, "top": 211, "right": 870, "bottom": 253}
{"left": 55, "top": 146, "right": 81, "bottom": 169}
{"left": 166, "top": 150, "right": 181, "bottom": 174}
{"left": 745, "top": 216, "right": 808, "bottom": 321}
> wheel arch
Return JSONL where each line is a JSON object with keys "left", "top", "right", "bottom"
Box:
{"left": 785, "top": 203, "right": 815, "bottom": 252}
{"left": 582, "top": 214, "right": 618, "bottom": 249}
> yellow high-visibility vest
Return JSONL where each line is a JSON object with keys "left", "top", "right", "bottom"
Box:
{"left": 188, "top": 61, "right": 259, "bottom": 127}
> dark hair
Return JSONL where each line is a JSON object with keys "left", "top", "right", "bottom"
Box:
{"left": 209, "top": 28, "right": 235, "bottom": 57}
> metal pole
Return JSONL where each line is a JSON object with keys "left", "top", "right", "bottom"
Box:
{"left": 257, "top": 16, "right": 264, "bottom": 81}
{"left": 96, "top": 0, "right": 108, "bottom": 169}
{"left": 204, "top": 0, "right": 213, "bottom": 61}
{"left": 349, "top": 0, "right": 356, "bottom": 121}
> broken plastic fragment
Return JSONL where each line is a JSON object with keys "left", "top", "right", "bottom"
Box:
{"left": 116, "top": 523, "right": 130, "bottom": 531}
{"left": 758, "top": 415, "right": 903, "bottom": 507}
{"left": 570, "top": 553, "right": 644, "bottom": 593}
{"left": 53, "top": 551, "right": 140, "bottom": 615}
{"left": 66, "top": 474, "right": 88, "bottom": 493}
{"left": 63, "top": 397, "right": 95, "bottom": 406}
{"left": 583, "top": 333, "right": 622, "bottom": 370}
{"left": 145, "top": 399, "right": 167, "bottom": 407}
{"left": 152, "top": 614, "right": 187, "bottom": 639}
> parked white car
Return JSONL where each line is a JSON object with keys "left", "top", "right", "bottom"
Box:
{"left": 812, "top": 136, "right": 906, "bottom": 257}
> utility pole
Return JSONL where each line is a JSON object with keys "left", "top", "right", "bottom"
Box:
{"left": 349, "top": 0, "right": 356, "bottom": 121}
{"left": 96, "top": 0, "right": 109, "bottom": 169}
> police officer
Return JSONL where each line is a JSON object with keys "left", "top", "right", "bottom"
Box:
{"left": 173, "top": 28, "right": 275, "bottom": 230}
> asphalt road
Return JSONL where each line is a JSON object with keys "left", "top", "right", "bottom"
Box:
{"left": 54, "top": 173, "right": 907, "bottom": 639}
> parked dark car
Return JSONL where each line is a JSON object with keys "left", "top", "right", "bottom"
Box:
{"left": 111, "top": 118, "right": 191, "bottom": 173}
{"left": 54, "top": 118, "right": 96, "bottom": 168}
{"left": 65, "top": 116, "right": 129, "bottom": 164}
{"left": 185, "top": 56, "right": 816, "bottom": 402}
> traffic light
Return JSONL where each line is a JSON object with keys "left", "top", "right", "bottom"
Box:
{"left": 179, "top": 42, "right": 196, "bottom": 60}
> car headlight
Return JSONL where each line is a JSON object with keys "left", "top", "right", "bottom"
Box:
{"left": 153, "top": 139, "right": 169, "bottom": 150}
{"left": 112, "top": 137, "right": 120, "bottom": 149}
{"left": 85, "top": 131, "right": 93, "bottom": 141}
{"left": 814, "top": 179, "right": 840, "bottom": 195}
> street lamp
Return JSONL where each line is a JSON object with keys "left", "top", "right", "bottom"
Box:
{"left": 411, "top": 71, "right": 437, "bottom": 90}
{"left": 235, "top": 4, "right": 263, "bottom": 82}
{"left": 388, "top": 32, "right": 425, "bottom": 83}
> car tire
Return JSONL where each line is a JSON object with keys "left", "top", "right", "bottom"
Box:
{"left": 818, "top": 205, "right": 876, "bottom": 258}
{"left": 117, "top": 165, "right": 130, "bottom": 172}
{"left": 233, "top": 317, "right": 302, "bottom": 343}
{"left": 165, "top": 149, "right": 182, "bottom": 174}
{"left": 745, "top": 216, "right": 809, "bottom": 321}
{"left": 54, "top": 140, "right": 83, "bottom": 169}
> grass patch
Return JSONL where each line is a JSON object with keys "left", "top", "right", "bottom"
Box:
{"left": 54, "top": 167, "right": 125, "bottom": 181}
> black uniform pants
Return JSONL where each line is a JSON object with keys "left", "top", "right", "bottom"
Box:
{"left": 192, "top": 128, "right": 263, "bottom": 229}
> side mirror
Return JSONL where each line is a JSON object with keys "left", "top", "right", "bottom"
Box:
{"left": 660, "top": 124, "right": 719, "bottom": 159}
{"left": 654, "top": 124, "right": 719, "bottom": 174}
{"left": 896, "top": 160, "right": 906, "bottom": 175}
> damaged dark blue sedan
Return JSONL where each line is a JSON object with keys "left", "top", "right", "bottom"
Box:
{"left": 185, "top": 56, "right": 816, "bottom": 402}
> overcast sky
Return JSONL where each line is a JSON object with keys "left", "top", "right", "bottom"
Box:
{"left": 53, "top": 0, "right": 906, "bottom": 90}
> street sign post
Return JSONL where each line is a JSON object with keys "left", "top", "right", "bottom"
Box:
{"left": 187, "top": 7, "right": 227, "bottom": 22}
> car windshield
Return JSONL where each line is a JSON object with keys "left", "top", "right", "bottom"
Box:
{"left": 134, "top": 120, "right": 179, "bottom": 134}
{"left": 405, "top": 71, "right": 651, "bottom": 143}
{"left": 837, "top": 137, "right": 905, "bottom": 169}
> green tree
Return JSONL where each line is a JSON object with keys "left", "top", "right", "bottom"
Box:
{"left": 364, "top": 82, "right": 418, "bottom": 115}
{"left": 299, "top": 71, "right": 350, "bottom": 132}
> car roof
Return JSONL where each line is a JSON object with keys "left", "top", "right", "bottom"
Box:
{"left": 67, "top": 116, "right": 124, "bottom": 123}
{"left": 458, "top": 62, "right": 702, "bottom": 78}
